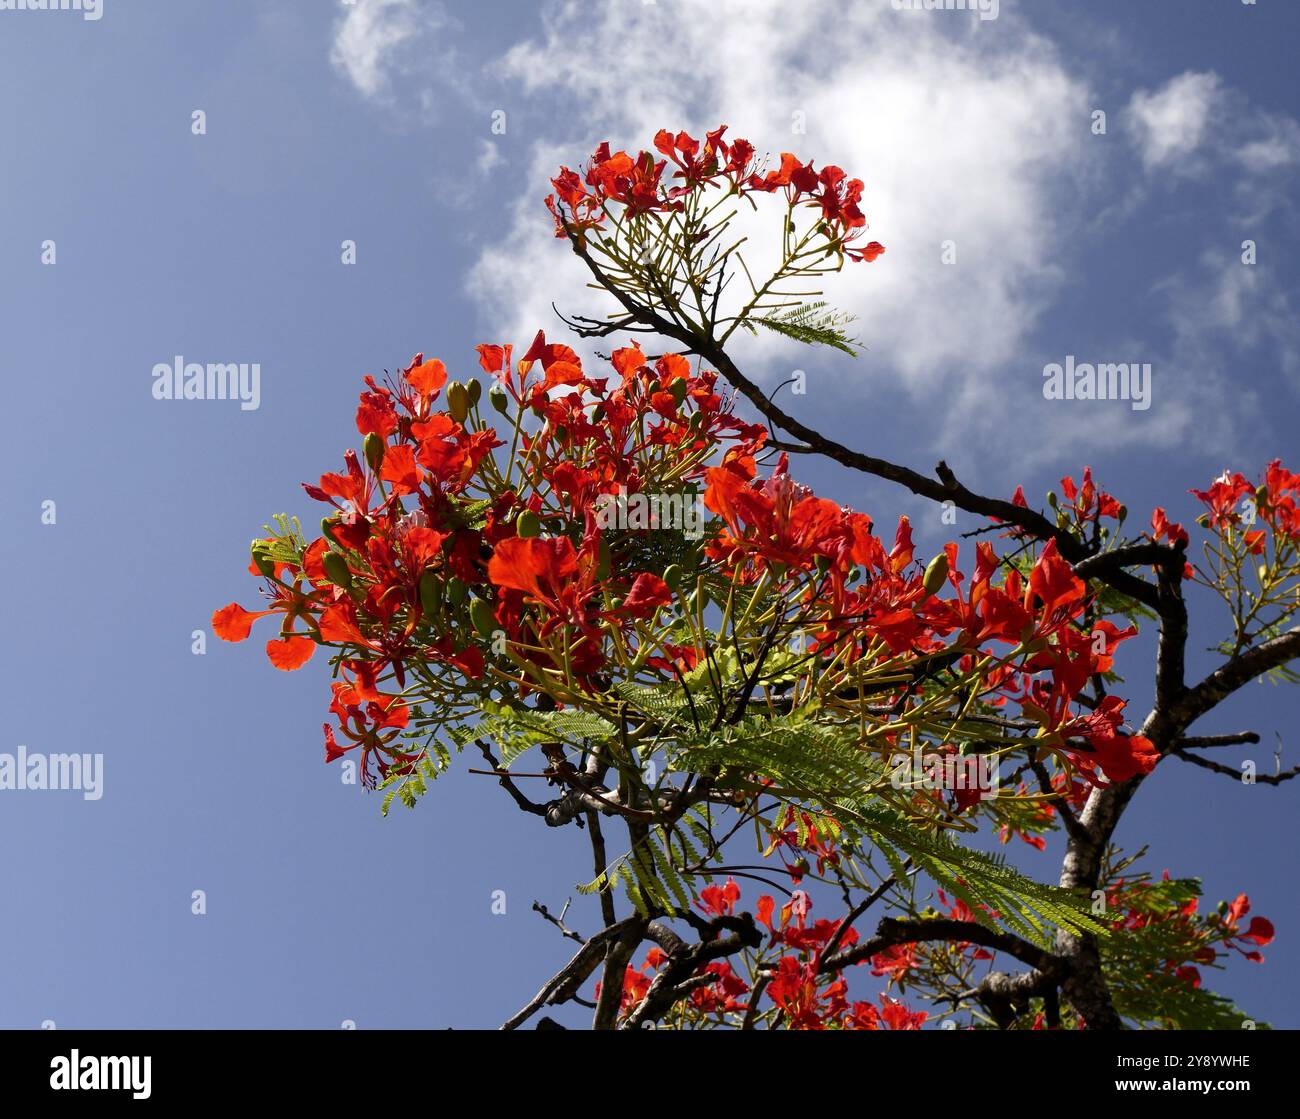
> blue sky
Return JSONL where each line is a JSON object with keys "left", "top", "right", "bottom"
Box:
{"left": 2, "top": 0, "right": 1298, "bottom": 1029}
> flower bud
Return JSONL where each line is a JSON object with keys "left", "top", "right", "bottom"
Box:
{"left": 446, "top": 577, "right": 468, "bottom": 607}
{"left": 470, "top": 598, "right": 497, "bottom": 638}
{"left": 419, "top": 570, "right": 442, "bottom": 615}
{"left": 922, "top": 552, "right": 949, "bottom": 595}
{"left": 663, "top": 564, "right": 683, "bottom": 591}
{"left": 489, "top": 383, "right": 509, "bottom": 414}
{"left": 251, "top": 541, "right": 276, "bottom": 579}
{"left": 363, "top": 432, "right": 385, "bottom": 473}
{"left": 322, "top": 550, "right": 353, "bottom": 591}
{"left": 447, "top": 381, "right": 470, "bottom": 423}
{"left": 516, "top": 510, "right": 542, "bottom": 538}
{"left": 1256, "top": 484, "right": 1270, "bottom": 508}
{"left": 669, "top": 378, "right": 689, "bottom": 407}
{"left": 467, "top": 378, "right": 482, "bottom": 407}
{"left": 1046, "top": 491, "right": 1058, "bottom": 509}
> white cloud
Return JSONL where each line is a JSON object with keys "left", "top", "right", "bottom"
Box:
{"left": 475, "top": 139, "right": 504, "bottom": 177}
{"left": 1126, "top": 71, "right": 1222, "bottom": 172}
{"left": 470, "top": 0, "right": 1092, "bottom": 405}
{"left": 329, "top": 0, "right": 455, "bottom": 107}
{"left": 311, "top": 1, "right": 1296, "bottom": 467}
{"left": 1236, "top": 113, "right": 1300, "bottom": 174}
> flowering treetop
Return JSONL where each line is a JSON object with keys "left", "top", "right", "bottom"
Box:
{"left": 216, "top": 125, "right": 1298, "bottom": 1030}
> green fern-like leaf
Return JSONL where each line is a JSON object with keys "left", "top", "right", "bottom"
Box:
{"left": 750, "top": 301, "right": 859, "bottom": 355}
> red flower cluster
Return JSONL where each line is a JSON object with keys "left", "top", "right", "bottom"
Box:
{"left": 213, "top": 340, "right": 756, "bottom": 784}
{"left": 1192, "top": 461, "right": 1300, "bottom": 540}
{"left": 605, "top": 879, "right": 930, "bottom": 1029}
{"left": 1058, "top": 467, "right": 1123, "bottom": 527}
{"left": 704, "top": 454, "right": 1156, "bottom": 784}
{"left": 547, "top": 124, "right": 884, "bottom": 262}
{"left": 1102, "top": 879, "right": 1275, "bottom": 993}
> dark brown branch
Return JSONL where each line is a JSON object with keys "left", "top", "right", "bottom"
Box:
{"left": 1168, "top": 626, "right": 1300, "bottom": 733}
{"left": 563, "top": 232, "right": 1162, "bottom": 610}
{"left": 1176, "top": 732, "right": 1261, "bottom": 749}
{"left": 586, "top": 810, "right": 617, "bottom": 929}
{"left": 592, "top": 918, "right": 649, "bottom": 1030}
{"left": 533, "top": 900, "right": 584, "bottom": 943}
{"left": 475, "top": 739, "right": 547, "bottom": 816}
{"left": 816, "top": 871, "right": 902, "bottom": 970}
{"left": 500, "top": 916, "right": 641, "bottom": 1030}
{"left": 1171, "top": 748, "right": 1300, "bottom": 786}
{"left": 822, "top": 916, "right": 1055, "bottom": 974}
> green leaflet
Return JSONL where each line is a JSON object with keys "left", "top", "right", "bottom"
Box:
{"left": 748, "top": 301, "right": 859, "bottom": 356}
{"left": 448, "top": 707, "right": 616, "bottom": 768}
{"left": 577, "top": 831, "right": 694, "bottom": 919}
{"left": 838, "top": 800, "right": 1107, "bottom": 946}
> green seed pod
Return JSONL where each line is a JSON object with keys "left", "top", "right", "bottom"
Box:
{"left": 363, "top": 432, "right": 385, "bottom": 473}
{"left": 250, "top": 541, "right": 276, "bottom": 579}
{"left": 446, "top": 577, "right": 468, "bottom": 607}
{"left": 322, "top": 550, "right": 353, "bottom": 591}
{"left": 447, "top": 381, "right": 470, "bottom": 423}
{"left": 419, "top": 570, "right": 442, "bottom": 615}
{"left": 662, "top": 564, "right": 683, "bottom": 591}
{"left": 668, "top": 378, "right": 688, "bottom": 407}
{"left": 922, "top": 552, "right": 949, "bottom": 595}
{"left": 489, "top": 383, "right": 509, "bottom": 414}
{"left": 467, "top": 378, "right": 482, "bottom": 407}
{"left": 470, "top": 598, "right": 497, "bottom": 638}
{"left": 516, "top": 510, "right": 542, "bottom": 539}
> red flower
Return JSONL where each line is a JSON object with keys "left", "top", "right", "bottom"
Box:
{"left": 488, "top": 536, "right": 579, "bottom": 603}
{"left": 1025, "top": 538, "right": 1086, "bottom": 618}
{"left": 697, "top": 877, "right": 741, "bottom": 917}
{"left": 621, "top": 573, "right": 674, "bottom": 618}
{"left": 1150, "top": 506, "right": 1189, "bottom": 547}
{"left": 1191, "top": 472, "right": 1252, "bottom": 530}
